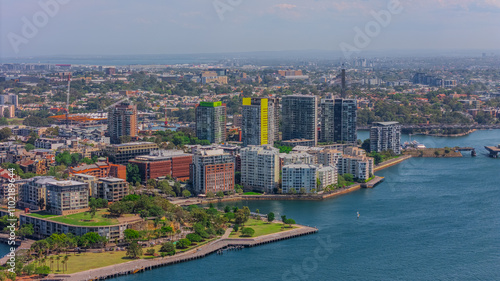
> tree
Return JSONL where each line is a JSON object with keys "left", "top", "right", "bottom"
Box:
{"left": 55, "top": 151, "right": 72, "bottom": 166}
{"left": 234, "top": 209, "right": 249, "bottom": 225}
{"left": 0, "top": 127, "right": 12, "bottom": 141}
{"left": 126, "top": 163, "right": 141, "bottom": 184}
{"left": 119, "top": 135, "right": 132, "bottom": 144}
{"left": 186, "top": 233, "right": 202, "bottom": 243}
{"left": 35, "top": 265, "right": 50, "bottom": 276}
{"left": 371, "top": 152, "right": 383, "bottom": 165}
{"left": 206, "top": 191, "right": 215, "bottom": 198}
{"left": 240, "top": 227, "right": 255, "bottom": 237}
{"left": 216, "top": 191, "right": 224, "bottom": 198}
{"left": 299, "top": 187, "right": 307, "bottom": 195}
{"left": 126, "top": 241, "right": 143, "bottom": 259}
{"left": 160, "top": 242, "right": 176, "bottom": 256}
{"left": 267, "top": 212, "right": 275, "bottom": 222}
{"left": 0, "top": 117, "right": 8, "bottom": 125}
{"left": 434, "top": 150, "right": 440, "bottom": 157}
{"left": 17, "top": 224, "right": 34, "bottom": 239}
{"left": 284, "top": 218, "right": 296, "bottom": 227}
{"left": 25, "top": 143, "right": 35, "bottom": 151}
{"left": 176, "top": 238, "right": 191, "bottom": 249}
{"left": 161, "top": 226, "right": 173, "bottom": 239}
{"left": 124, "top": 229, "right": 141, "bottom": 241}
{"left": 224, "top": 206, "right": 231, "bottom": 213}
{"left": 361, "top": 139, "right": 371, "bottom": 152}
{"left": 288, "top": 188, "right": 296, "bottom": 194}
{"left": 343, "top": 173, "right": 354, "bottom": 182}
{"left": 182, "top": 190, "right": 191, "bottom": 198}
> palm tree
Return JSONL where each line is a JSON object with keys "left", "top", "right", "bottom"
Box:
{"left": 64, "top": 255, "right": 69, "bottom": 272}
{"left": 49, "top": 256, "right": 54, "bottom": 272}
{"left": 61, "top": 260, "right": 66, "bottom": 273}
{"left": 56, "top": 255, "right": 61, "bottom": 272}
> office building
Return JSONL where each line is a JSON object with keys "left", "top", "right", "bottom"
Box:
{"left": 370, "top": 122, "right": 401, "bottom": 155}
{"left": 242, "top": 97, "right": 277, "bottom": 146}
{"left": 108, "top": 102, "right": 138, "bottom": 144}
{"left": 190, "top": 149, "right": 234, "bottom": 194}
{"left": 195, "top": 101, "right": 227, "bottom": 144}
{"left": 129, "top": 150, "right": 193, "bottom": 182}
{"left": 240, "top": 145, "right": 280, "bottom": 193}
{"left": 282, "top": 95, "right": 318, "bottom": 146}
{"left": 334, "top": 99, "right": 357, "bottom": 143}
{"left": 46, "top": 180, "right": 89, "bottom": 215}
{"left": 104, "top": 142, "right": 159, "bottom": 165}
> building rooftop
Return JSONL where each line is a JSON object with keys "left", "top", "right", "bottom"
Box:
{"left": 283, "top": 163, "right": 318, "bottom": 169}
{"left": 73, "top": 174, "right": 97, "bottom": 180}
{"left": 47, "top": 180, "right": 86, "bottom": 187}
{"left": 111, "top": 142, "right": 157, "bottom": 147}
{"left": 99, "top": 177, "right": 125, "bottom": 182}
{"left": 372, "top": 121, "right": 400, "bottom": 126}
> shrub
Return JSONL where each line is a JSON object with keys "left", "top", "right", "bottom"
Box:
{"left": 160, "top": 242, "right": 176, "bottom": 256}
{"left": 176, "top": 238, "right": 192, "bottom": 249}
{"left": 186, "top": 233, "right": 202, "bottom": 243}
{"left": 240, "top": 227, "right": 255, "bottom": 237}
{"left": 216, "top": 228, "right": 225, "bottom": 235}
{"left": 145, "top": 249, "right": 155, "bottom": 256}
{"left": 233, "top": 224, "right": 239, "bottom": 232}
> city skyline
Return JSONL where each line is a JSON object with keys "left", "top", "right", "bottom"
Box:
{"left": 1, "top": 0, "right": 500, "bottom": 58}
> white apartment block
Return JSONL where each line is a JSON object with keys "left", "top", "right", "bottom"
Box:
{"left": 240, "top": 145, "right": 280, "bottom": 193}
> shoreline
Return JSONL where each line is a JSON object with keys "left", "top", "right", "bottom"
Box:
{"left": 6, "top": 154, "right": 412, "bottom": 279}
{"left": 57, "top": 226, "right": 318, "bottom": 281}
{"left": 174, "top": 156, "right": 412, "bottom": 207}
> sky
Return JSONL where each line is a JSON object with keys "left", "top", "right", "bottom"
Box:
{"left": 1, "top": 0, "right": 500, "bottom": 58}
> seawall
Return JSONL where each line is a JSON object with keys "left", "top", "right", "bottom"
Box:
{"left": 60, "top": 226, "right": 318, "bottom": 281}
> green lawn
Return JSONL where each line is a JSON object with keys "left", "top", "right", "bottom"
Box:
{"left": 48, "top": 210, "right": 120, "bottom": 226}
{"left": 229, "top": 219, "right": 297, "bottom": 238}
{"left": 45, "top": 237, "right": 218, "bottom": 274}
{"left": 243, "top": 192, "right": 263, "bottom": 195}
{"left": 27, "top": 211, "right": 57, "bottom": 219}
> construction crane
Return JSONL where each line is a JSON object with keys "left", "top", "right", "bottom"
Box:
{"left": 103, "top": 97, "right": 130, "bottom": 111}
{"left": 66, "top": 74, "right": 71, "bottom": 128}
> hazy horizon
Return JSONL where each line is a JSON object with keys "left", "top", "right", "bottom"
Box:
{"left": 1, "top": 0, "right": 500, "bottom": 59}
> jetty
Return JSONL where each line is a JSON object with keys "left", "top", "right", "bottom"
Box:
{"left": 485, "top": 145, "right": 500, "bottom": 158}
{"left": 52, "top": 226, "right": 318, "bottom": 281}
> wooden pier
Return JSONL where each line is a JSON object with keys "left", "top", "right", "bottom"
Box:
{"left": 54, "top": 226, "right": 318, "bottom": 281}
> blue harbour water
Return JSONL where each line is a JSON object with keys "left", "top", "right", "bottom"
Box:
{"left": 4, "top": 130, "right": 500, "bottom": 280}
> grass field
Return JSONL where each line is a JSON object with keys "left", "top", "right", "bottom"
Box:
{"left": 44, "top": 237, "right": 218, "bottom": 274}
{"left": 27, "top": 212, "right": 57, "bottom": 219}
{"left": 229, "top": 219, "right": 297, "bottom": 238}
{"left": 243, "top": 192, "right": 262, "bottom": 195}
{"left": 46, "top": 210, "right": 120, "bottom": 226}
{"left": 7, "top": 118, "right": 24, "bottom": 125}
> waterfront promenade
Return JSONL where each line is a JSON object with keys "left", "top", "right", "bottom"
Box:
{"left": 0, "top": 234, "right": 35, "bottom": 265}
{"left": 56, "top": 225, "right": 318, "bottom": 281}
